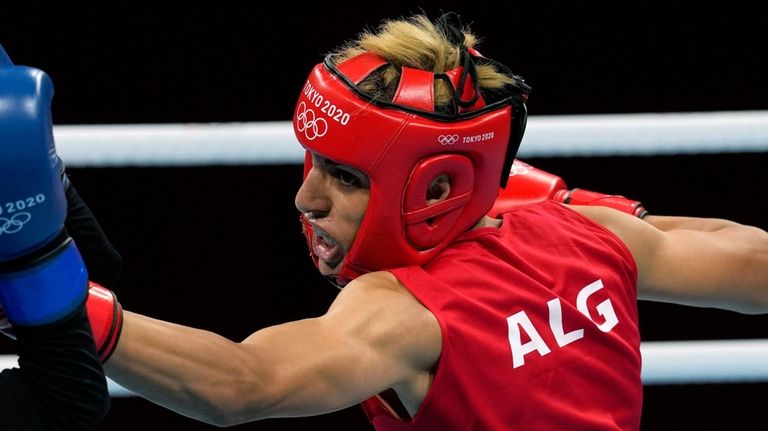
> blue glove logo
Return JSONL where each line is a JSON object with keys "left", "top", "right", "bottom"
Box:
{"left": 0, "top": 212, "right": 32, "bottom": 235}
{"left": 0, "top": 46, "right": 66, "bottom": 260}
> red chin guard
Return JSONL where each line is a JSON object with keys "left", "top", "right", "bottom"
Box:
{"left": 294, "top": 52, "right": 528, "bottom": 286}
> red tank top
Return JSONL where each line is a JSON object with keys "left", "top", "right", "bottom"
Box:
{"left": 362, "top": 201, "right": 641, "bottom": 430}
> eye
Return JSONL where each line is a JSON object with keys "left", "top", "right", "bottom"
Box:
{"left": 335, "top": 169, "right": 361, "bottom": 187}
{"left": 312, "top": 153, "right": 370, "bottom": 189}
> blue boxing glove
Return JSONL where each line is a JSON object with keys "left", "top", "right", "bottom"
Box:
{"left": 0, "top": 44, "right": 88, "bottom": 326}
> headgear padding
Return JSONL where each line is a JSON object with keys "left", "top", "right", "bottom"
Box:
{"left": 294, "top": 52, "right": 529, "bottom": 285}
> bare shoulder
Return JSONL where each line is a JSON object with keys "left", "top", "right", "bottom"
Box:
{"left": 325, "top": 271, "right": 442, "bottom": 368}
{"left": 350, "top": 271, "right": 409, "bottom": 293}
{"left": 329, "top": 271, "right": 433, "bottom": 321}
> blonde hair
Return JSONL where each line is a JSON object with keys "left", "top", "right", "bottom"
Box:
{"left": 329, "top": 14, "right": 519, "bottom": 110}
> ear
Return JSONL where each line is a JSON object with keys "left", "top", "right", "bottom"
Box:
{"left": 427, "top": 174, "right": 451, "bottom": 205}
{"left": 402, "top": 155, "right": 473, "bottom": 250}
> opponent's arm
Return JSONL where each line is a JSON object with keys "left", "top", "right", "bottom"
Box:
{"left": 104, "top": 272, "right": 440, "bottom": 427}
{"left": 0, "top": 172, "right": 126, "bottom": 362}
{"left": 0, "top": 44, "right": 124, "bottom": 364}
{"left": 62, "top": 179, "right": 123, "bottom": 289}
{"left": 0, "top": 46, "right": 109, "bottom": 429}
{"left": 1, "top": 280, "right": 123, "bottom": 364}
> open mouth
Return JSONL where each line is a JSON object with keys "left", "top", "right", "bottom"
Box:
{"left": 312, "top": 229, "right": 344, "bottom": 270}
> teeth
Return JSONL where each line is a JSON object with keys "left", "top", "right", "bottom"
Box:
{"left": 314, "top": 229, "right": 334, "bottom": 245}
{"left": 319, "top": 236, "right": 335, "bottom": 248}
{"left": 313, "top": 231, "right": 330, "bottom": 247}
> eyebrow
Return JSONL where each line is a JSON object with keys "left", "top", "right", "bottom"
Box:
{"left": 322, "top": 157, "right": 341, "bottom": 167}
{"left": 317, "top": 155, "right": 357, "bottom": 173}
{"left": 314, "top": 154, "right": 370, "bottom": 185}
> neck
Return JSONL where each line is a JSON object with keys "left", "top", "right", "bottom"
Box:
{"left": 473, "top": 215, "right": 503, "bottom": 230}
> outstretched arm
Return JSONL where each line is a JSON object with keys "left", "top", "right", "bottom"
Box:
{"left": 62, "top": 176, "right": 123, "bottom": 289}
{"left": 104, "top": 271, "right": 440, "bottom": 427}
{"left": 639, "top": 214, "right": 768, "bottom": 312}
{"left": 643, "top": 214, "right": 746, "bottom": 232}
{"left": 0, "top": 307, "right": 108, "bottom": 431}
{"left": 575, "top": 206, "right": 768, "bottom": 314}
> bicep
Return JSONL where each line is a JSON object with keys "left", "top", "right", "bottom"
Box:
{"left": 239, "top": 317, "right": 387, "bottom": 416}
{"left": 240, "top": 275, "right": 440, "bottom": 417}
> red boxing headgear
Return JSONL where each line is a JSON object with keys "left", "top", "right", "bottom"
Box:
{"left": 294, "top": 52, "right": 529, "bottom": 286}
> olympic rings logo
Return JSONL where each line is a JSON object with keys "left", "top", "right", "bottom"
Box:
{"left": 296, "top": 102, "right": 328, "bottom": 141}
{"left": 438, "top": 134, "right": 460, "bottom": 145}
{"left": 0, "top": 212, "right": 32, "bottom": 235}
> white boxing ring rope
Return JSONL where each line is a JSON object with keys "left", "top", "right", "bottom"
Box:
{"left": 1, "top": 110, "right": 767, "bottom": 397}
{"left": 52, "top": 110, "right": 768, "bottom": 167}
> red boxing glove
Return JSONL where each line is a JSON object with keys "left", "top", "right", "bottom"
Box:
{"left": 554, "top": 188, "right": 648, "bottom": 219}
{"left": 0, "top": 281, "right": 123, "bottom": 363}
{"left": 489, "top": 159, "right": 648, "bottom": 218}
{"left": 487, "top": 160, "right": 567, "bottom": 217}
{"left": 86, "top": 281, "right": 123, "bottom": 363}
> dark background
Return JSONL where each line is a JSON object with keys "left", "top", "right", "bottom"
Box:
{"left": 2, "top": 3, "right": 767, "bottom": 430}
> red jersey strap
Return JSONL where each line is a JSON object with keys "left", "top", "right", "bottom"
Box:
{"left": 86, "top": 281, "right": 123, "bottom": 363}
{"left": 361, "top": 394, "right": 415, "bottom": 431}
{"left": 362, "top": 395, "right": 397, "bottom": 422}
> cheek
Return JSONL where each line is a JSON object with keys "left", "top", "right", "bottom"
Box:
{"left": 342, "top": 195, "right": 370, "bottom": 247}
{"left": 354, "top": 194, "right": 370, "bottom": 225}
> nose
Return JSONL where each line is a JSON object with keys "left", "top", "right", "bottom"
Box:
{"left": 295, "top": 167, "right": 330, "bottom": 219}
